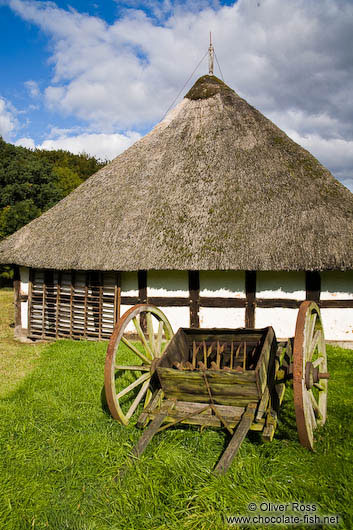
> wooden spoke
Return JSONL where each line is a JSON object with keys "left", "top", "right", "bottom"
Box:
{"left": 116, "top": 372, "right": 150, "bottom": 400}
{"left": 156, "top": 320, "right": 164, "bottom": 356}
{"left": 126, "top": 379, "right": 151, "bottom": 420}
{"left": 121, "top": 336, "right": 151, "bottom": 365}
{"left": 115, "top": 364, "right": 150, "bottom": 371}
{"left": 104, "top": 304, "right": 173, "bottom": 425}
{"left": 308, "top": 330, "right": 320, "bottom": 360}
{"left": 132, "top": 317, "right": 154, "bottom": 360}
{"left": 293, "top": 301, "right": 328, "bottom": 450}
{"left": 308, "top": 390, "right": 323, "bottom": 420}
{"left": 312, "top": 356, "right": 324, "bottom": 368}
{"left": 146, "top": 312, "right": 156, "bottom": 354}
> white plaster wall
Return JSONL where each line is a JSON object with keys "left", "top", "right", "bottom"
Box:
{"left": 255, "top": 272, "right": 306, "bottom": 339}
{"left": 199, "top": 271, "right": 245, "bottom": 297}
{"left": 20, "top": 266, "right": 29, "bottom": 329}
{"left": 255, "top": 308, "right": 298, "bottom": 339}
{"left": 257, "top": 272, "right": 306, "bottom": 299}
{"left": 120, "top": 272, "right": 138, "bottom": 331}
{"left": 148, "top": 271, "right": 189, "bottom": 332}
{"left": 121, "top": 272, "right": 138, "bottom": 296}
{"left": 148, "top": 270, "right": 188, "bottom": 297}
{"left": 321, "top": 309, "right": 353, "bottom": 341}
{"left": 320, "top": 272, "right": 353, "bottom": 341}
{"left": 199, "top": 307, "right": 245, "bottom": 329}
{"left": 158, "top": 306, "right": 190, "bottom": 331}
{"left": 320, "top": 271, "right": 353, "bottom": 300}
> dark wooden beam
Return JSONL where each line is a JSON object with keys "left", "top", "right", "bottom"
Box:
{"left": 121, "top": 296, "right": 140, "bottom": 305}
{"left": 257, "top": 298, "right": 301, "bottom": 309}
{"left": 199, "top": 297, "right": 246, "bottom": 308}
{"left": 115, "top": 272, "right": 121, "bottom": 324}
{"left": 28, "top": 268, "right": 33, "bottom": 336}
{"left": 188, "top": 271, "right": 200, "bottom": 328}
{"left": 138, "top": 270, "right": 148, "bottom": 332}
{"left": 148, "top": 296, "right": 189, "bottom": 307}
{"left": 245, "top": 271, "right": 256, "bottom": 328}
{"left": 320, "top": 300, "right": 353, "bottom": 308}
{"left": 306, "top": 271, "right": 321, "bottom": 303}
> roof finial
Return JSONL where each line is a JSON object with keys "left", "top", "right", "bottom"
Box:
{"left": 208, "top": 31, "right": 214, "bottom": 76}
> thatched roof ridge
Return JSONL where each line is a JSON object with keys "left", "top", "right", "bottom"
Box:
{"left": 1, "top": 75, "right": 353, "bottom": 271}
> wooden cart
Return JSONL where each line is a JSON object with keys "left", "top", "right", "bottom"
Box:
{"left": 104, "top": 301, "right": 329, "bottom": 474}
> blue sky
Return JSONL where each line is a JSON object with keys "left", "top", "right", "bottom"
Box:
{"left": 0, "top": 0, "right": 353, "bottom": 191}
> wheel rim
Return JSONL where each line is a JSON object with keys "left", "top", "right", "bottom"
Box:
{"left": 104, "top": 304, "right": 173, "bottom": 425}
{"left": 293, "top": 301, "right": 328, "bottom": 450}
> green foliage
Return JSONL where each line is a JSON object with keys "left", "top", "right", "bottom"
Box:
{"left": 0, "top": 136, "right": 106, "bottom": 280}
{"left": 51, "top": 165, "right": 83, "bottom": 197}
{"left": 0, "top": 332, "right": 351, "bottom": 529}
{"left": 0, "top": 136, "right": 106, "bottom": 232}
{"left": 0, "top": 200, "right": 41, "bottom": 239}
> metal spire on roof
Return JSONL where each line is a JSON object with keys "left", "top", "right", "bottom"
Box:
{"left": 208, "top": 32, "right": 214, "bottom": 75}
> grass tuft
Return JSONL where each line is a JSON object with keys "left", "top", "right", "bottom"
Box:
{"left": 0, "top": 290, "right": 352, "bottom": 529}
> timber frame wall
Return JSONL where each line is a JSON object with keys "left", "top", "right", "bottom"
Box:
{"left": 15, "top": 268, "right": 353, "bottom": 341}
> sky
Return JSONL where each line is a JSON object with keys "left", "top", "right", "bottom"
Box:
{"left": 0, "top": 0, "right": 352, "bottom": 192}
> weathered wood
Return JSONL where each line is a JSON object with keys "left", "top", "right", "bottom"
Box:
{"left": 157, "top": 368, "right": 259, "bottom": 406}
{"left": 136, "top": 389, "right": 163, "bottom": 428}
{"left": 83, "top": 272, "right": 88, "bottom": 339}
{"left": 157, "top": 404, "right": 211, "bottom": 433}
{"left": 182, "top": 328, "right": 264, "bottom": 345}
{"left": 42, "top": 270, "right": 48, "bottom": 339}
{"left": 257, "top": 298, "right": 301, "bottom": 309}
{"left": 306, "top": 271, "right": 321, "bottom": 303}
{"left": 13, "top": 265, "right": 22, "bottom": 336}
{"left": 262, "top": 409, "right": 277, "bottom": 442}
{"left": 119, "top": 294, "right": 353, "bottom": 310}
{"left": 98, "top": 271, "right": 103, "bottom": 340}
{"left": 188, "top": 271, "right": 200, "bottom": 328}
{"left": 320, "top": 299, "right": 353, "bottom": 308}
{"left": 27, "top": 268, "right": 33, "bottom": 335}
{"left": 138, "top": 270, "right": 148, "bottom": 333}
{"left": 157, "top": 328, "right": 190, "bottom": 367}
{"left": 256, "top": 387, "right": 270, "bottom": 421}
{"left": 131, "top": 409, "right": 168, "bottom": 458}
{"left": 120, "top": 294, "right": 353, "bottom": 310}
{"left": 213, "top": 403, "right": 257, "bottom": 475}
{"left": 115, "top": 272, "right": 121, "bottom": 324}
{"left": 245, "top": 271, "right": 256, "bottom": 328}
{"left": 148, "top": 296, "right": 189, "bottom": 307}
{"left": 255, "top": 327, "right": 276, "bottom": 395}
{"left": 147, "top": 400, "right": 249, "bottom": 429}
{"left": 199, "top": 297, "right": 246, "bottom": 308}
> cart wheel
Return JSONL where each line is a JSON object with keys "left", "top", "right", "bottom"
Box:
{"left": 293, "top": 301, "right": 329, "bottom": 450}
{"left": 104, "top": 304, "right": 173, "bottom": 425}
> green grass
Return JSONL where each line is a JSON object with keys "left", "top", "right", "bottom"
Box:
{"left": 0, "top": 290, "right": 352, "bottom": 529}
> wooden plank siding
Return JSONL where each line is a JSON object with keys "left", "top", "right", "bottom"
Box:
{"left": 28, "top": 269, "right": 117, "bottom": 340}
{"left": 26, "top": 269, "right": 353, "bottom": 340}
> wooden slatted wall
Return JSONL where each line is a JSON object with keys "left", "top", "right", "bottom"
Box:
{"left": 29, "top": 269, "right": 120, "bottom": 340}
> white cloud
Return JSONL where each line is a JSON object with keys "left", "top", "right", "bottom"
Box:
{"left": 15, "top": 136, "right": 35, "bottom": 149}
{"left": 24, "top": 80, "right": 40, "bottom": 97}
{"left": 0, "top": 97, "right": 17, "bottom": 139}
{"left": 8, "top": 0, "right": 353, "bottom": 128}
{"left": 286, "top": 131, "right": 353, "bottom": 192}
{"left": 15, "top": 131, "right": 141, "bottom": 160}
{"left": 7, "top": 0, "right": 353, "bottom": 188}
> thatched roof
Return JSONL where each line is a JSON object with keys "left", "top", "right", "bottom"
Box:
{"left": 1, "top": 75, "right": 353, "bottom": 271}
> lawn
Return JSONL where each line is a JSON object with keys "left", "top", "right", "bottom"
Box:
{"left": 0, "top": 289, "right": 352, "bottom": 529}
